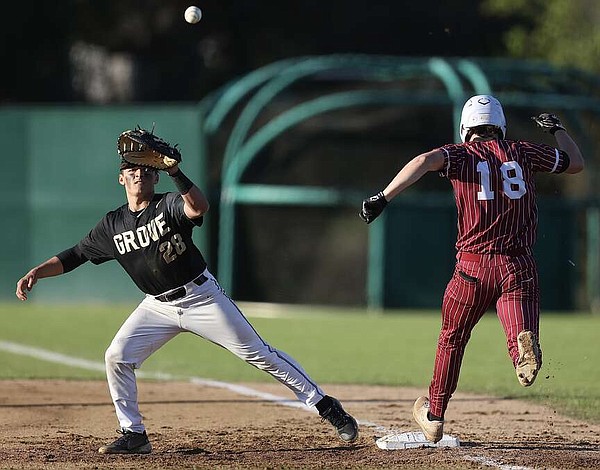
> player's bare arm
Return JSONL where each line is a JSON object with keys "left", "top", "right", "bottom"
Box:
{"left": 359, "top": 149, "right": 444, "bottom": 224}
{"left": 166, "top": 164, "right": 210, "bottom": 219}
{"left": 553, "top": 130, "right": 584, "bottom": 174}
{"left": 16, "top": 256, "right": 64, "bottom": 301}
{"left": 382, "top": 149, "right": 445, "bottom": 201}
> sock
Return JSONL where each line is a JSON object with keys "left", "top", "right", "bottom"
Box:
{"left": 428, "top": 411, "right": 443, "bottom": 421}
{"left": 315, "top": 396, "right": 333, "bottom": 414}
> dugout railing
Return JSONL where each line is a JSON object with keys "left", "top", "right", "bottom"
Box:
{"left": 197, "top": 54, "right": 600, "bottom": 311}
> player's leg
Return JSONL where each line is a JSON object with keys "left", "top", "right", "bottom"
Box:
{"left": 180, "top": 270, "right": 358, "bottom": 442}
{"left": 415, "top": 263, "right": 494, "bottom": 442}
{"left": 496, "top": 255, "right": 541, "bottom": 386}
{"left": 182, "top": 272, "right": 324, "bottom": 405}
{"left": 427, "top": 262, "right": 495, "bottom": 418}
{"left": 101, "top": 299, "right": 182, "bottom": 453}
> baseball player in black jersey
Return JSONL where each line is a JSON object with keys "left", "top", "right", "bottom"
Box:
{"left": 16, "top": 145, "right": 358, "bottom": 454}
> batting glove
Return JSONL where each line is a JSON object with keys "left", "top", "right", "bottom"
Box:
{"left": 531, "top": 113, "right": 566, "bottom": 135}
{"left": 359, "top": 192, "right": 388, "bottom": 224}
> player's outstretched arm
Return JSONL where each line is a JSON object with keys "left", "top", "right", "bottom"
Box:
{"left": 166, "top": 165, "right": 210, "bottom": 219}
{"left": 532, "top": 113, "right": 584, "bottom": 174}
{"left": 16, "top": 256, "right": 64, "bottom": 301}
{"left": 359, "top": 149, "right": 444, "bottom": 224}
{"left": 381, "top": 149, "right": 445, "bottom": 200}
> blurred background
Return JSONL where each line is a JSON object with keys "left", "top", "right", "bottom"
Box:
{"left": 2, "top": 0, "right": 599, "bottom": 311}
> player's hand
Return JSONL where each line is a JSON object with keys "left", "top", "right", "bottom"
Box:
{"left": 359, "top": 192, "right": 388, "bottom": 224}
{"left": 16, "top": 270, "right": 38, "bottom": 301}
{"left": 165, "top": 163, "right": 180, "bottom": 175}
{"left": 531, "top": 113, "right": 566, "bottom": 134}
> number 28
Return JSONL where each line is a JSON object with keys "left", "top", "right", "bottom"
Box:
{"left": 476, "top": 161, "right": 527, "bottom": 201}
{"left": 159, "top": 233, "right": 187, "bottom": 264}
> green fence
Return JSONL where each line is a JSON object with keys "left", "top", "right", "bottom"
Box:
{"left": 1, "top": 106, "right": 206, "bottom": 302}
{"left": 2, "top": 56, "right": 599, "bottom": 311}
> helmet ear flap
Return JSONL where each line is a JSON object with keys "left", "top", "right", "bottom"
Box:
{"left": 460, "top": 124, "right": 469, "bottom": 143}
{"left": 463, "top": 128, "right": 474, "bottom": 143}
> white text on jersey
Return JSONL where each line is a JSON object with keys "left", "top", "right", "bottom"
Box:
{"left": 113, "top": 212, "right": 172, "bottom": 254}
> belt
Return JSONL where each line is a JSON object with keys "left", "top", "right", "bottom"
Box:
{"left": 458, "top": 247, "right": 530, "bottom": 262}
{"left": 155, "top": 273, "right": 208, "bottom": 302}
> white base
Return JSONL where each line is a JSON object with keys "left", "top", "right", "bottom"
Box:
{"left": 376, "top": 431, "right": 460, "bottom": 450}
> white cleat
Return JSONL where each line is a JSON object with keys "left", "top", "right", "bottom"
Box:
{"left": 412, "top": 396, "right": 443, "bottom": 443}
{"left": 516, "top": 330, "right": 542, "bottom": 387}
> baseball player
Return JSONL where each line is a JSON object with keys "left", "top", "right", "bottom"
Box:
{"left": 15, "top": 130, "right": 359, "bottom": 454}
{"left": 359, "top": 95, "right": 584, "bottom": 442}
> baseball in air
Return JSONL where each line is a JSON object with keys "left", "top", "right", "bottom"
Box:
{"left": 184, "top": 6, "right": 202, "bottom": 24}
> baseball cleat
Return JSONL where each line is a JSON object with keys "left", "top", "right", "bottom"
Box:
{"left": 98, "top": 429, "right": 152, "bottom": 454}
{"left": 516, "top": 330, "right": 542, "bottom": 387}
{"left": 319, "top": 396, "right": 359, "bottom": 443}
{"left": 412, "top": 396, "right": 443, "bottom": 443}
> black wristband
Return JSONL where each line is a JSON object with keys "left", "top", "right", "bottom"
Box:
{"left": 170, "top": 169, "right": 194, "bottom": 194}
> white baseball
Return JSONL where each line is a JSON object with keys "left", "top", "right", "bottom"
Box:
{"left": 184, "top": 6, "right": 202, "bottom": 24}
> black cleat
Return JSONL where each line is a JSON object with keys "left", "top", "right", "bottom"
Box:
{"left": 319, "top": 396, "right": 359, "bottom": 443}
{"left": 98, "top": 429, "right": 152, "bottom": 454}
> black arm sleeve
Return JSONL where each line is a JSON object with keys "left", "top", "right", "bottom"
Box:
{"left": 56, "top": 245, "right": 89, "bottom": 273}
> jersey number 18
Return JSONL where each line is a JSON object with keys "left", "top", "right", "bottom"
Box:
{"left": 476, "top": 161, "right": 527, "bottom": 201}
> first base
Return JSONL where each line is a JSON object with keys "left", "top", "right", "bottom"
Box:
{"left": 376, "top": 431, "right": 460, "bottom": 450}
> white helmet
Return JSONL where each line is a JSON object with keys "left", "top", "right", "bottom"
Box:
{"left": 459, "top": 94, "right": 506, "bottom": 142}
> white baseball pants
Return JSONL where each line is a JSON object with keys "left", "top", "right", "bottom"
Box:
{"left": 104, "top": 269, "right": 325, "bottom": 433}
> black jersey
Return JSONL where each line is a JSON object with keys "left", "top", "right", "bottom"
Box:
{"left": 73, "top": 192, "right": 207, "bottom": 295}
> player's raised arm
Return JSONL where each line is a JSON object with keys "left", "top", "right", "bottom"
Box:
{"left": 532, "top": 113, "right": 584, "bottom": 174}
{"left": 166, "top": 164, "right": 210, "bottom": 219}
{"left": 16, "top": 256, "right": 64, "bottom": 301}
{"left": 116, "top": 127, "right": 210, "bottom": 220}
{"left": 555, "top": 129, "right": 584, "bottom": 173}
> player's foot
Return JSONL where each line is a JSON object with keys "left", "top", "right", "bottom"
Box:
{"left": 319, "top": 396, "right": 359, "bottom": 443}
{"left": 412, "top": 396, "right": 443, "bottom": 443}
{"left": 98, "top": 429, "right": 152, "bottom": 454}
{"left": 516, "top": 330, "right": 541, "bottom": 387}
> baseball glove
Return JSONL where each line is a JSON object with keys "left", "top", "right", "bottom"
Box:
{"left": 117, "top": 126, "right": 182, "bottom": 170}
{"left": 531, "top": 113, "right": 566, "bottom": 135}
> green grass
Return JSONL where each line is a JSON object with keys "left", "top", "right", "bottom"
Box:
{"left": 0, "top": 301, "right": 598, "bottom": 423}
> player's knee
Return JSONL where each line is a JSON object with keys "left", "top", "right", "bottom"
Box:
{"left": 104, "top": 342, "right": 127, "bottom": 365}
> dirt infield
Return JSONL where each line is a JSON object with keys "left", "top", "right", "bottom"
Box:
{"left": 0, "top": 380, "right": 598, "bottom": 469}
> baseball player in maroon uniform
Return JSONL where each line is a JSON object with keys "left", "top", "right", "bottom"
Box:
{"left": 359, "top": 95, "right": 584, "bottom": 442}
{"left": 16, "top": 134, "right": 359, "bottom": 453}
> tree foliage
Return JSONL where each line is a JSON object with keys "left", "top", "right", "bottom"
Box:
{"left": 482, "top": 0, "right": 600, "bottom": 73}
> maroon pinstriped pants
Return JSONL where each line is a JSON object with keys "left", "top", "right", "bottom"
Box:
{"left": 428, "top": 252, "right": 540, "bottom": 419}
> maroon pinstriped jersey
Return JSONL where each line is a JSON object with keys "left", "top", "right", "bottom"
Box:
{"left": 439, "top": 140, "right": 569, "bottom": 254}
